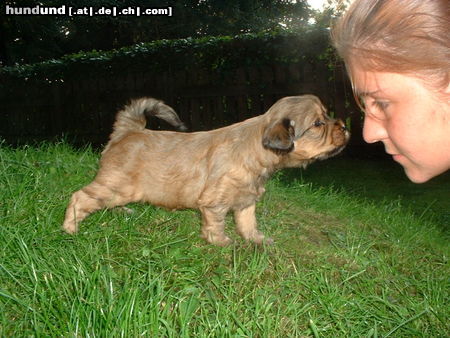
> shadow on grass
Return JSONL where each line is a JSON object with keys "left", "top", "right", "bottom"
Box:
{"left": 277, "top": 154, "right": 450, "bottom": 232}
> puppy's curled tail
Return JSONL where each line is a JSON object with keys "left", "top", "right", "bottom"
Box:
{"left": 110, "top": 97, "right": 187, "bottom": 139}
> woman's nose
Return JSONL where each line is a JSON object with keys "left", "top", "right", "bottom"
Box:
{"left": 362, "top": 116, "right": 388, "bottom": 143}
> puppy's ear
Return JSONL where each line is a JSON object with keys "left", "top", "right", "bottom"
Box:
{"left": 262, "top": 118, "right": 295, "bottom": 153}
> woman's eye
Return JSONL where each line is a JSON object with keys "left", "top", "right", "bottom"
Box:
{"left": 373, "top": 100, "right": 389, "bottom": 112}
{"left": 359, "top": 96, "right": 390, "bottom": 113}
{"left": 360, "top": 97, "right": 390, "bottom": 121}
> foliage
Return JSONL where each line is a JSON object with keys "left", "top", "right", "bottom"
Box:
{"left": 0, "top": 28, "right": 331, "bottom": 86}
{"left": 1, "top": 0, "right": 313, "bottom": 66}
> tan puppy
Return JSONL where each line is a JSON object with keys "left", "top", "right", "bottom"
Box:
{"left": 63, "top": 95, "right": 350, "bottom": 246}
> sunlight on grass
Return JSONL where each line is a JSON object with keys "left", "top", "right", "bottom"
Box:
{"left": 0, "top": 142, "right": 448, "bottom": 336}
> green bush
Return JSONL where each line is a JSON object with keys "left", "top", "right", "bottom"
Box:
{"left": 0, "top": 28, "right": 331, "bottom": 86}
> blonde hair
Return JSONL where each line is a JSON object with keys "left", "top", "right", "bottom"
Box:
{"left": 331, "top": 0, "right": 450, "bottom": 92}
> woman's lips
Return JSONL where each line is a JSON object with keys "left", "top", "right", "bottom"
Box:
{"left": 392, "top": 154, "right": 404, "bottom": 162}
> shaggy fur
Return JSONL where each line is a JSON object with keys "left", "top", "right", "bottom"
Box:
{"left": 63, "top": 95, "right": 350, "bottom": 246}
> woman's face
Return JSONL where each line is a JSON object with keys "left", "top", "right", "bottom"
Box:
{"left": 351, "top": 66, "right": 450, "bottom": 183}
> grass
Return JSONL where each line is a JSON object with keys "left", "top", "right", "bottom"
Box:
{"left": 282, "top": 156, "right": 450, "bottom": 231}
{"left": 0, "top": 141, "right": 449, "bottom": 337}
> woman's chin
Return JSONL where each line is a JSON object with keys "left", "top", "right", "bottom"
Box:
{"left": 403, "top": 166, "right": 433, "bottom": 184}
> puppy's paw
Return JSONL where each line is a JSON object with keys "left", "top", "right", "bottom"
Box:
{"left": 241, "top": 229, "right": 273, "bottom": 245}
{"left": 251, "top": 235, "right": 274, "bottom": 246}
{"left": 213, "top": 236, "right": 234, "bottom": 247}
{"left": 114, "top": 206, "right": 134, "bottom": 214}
{"left": 261, "top": 237, "right": 274, "bottom": 245}
{"left": 62, "top": 221, "right": 78, "bottom": 234}
{"left": 201, "top": 231, "right": 233, "bottom": 247}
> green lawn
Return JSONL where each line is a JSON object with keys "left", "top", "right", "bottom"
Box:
{"left": 1, "top": 142, "right": 449, "bottom": 336}
{"left": 282, "top": 155, "right": 450, "bottom": 230}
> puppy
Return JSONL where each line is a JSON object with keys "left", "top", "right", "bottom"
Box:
{"left": 63, "top": 95, "right": 349, "bottom": 246}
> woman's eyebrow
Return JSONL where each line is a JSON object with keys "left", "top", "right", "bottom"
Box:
{"left": 357, "top": 90, "right": 381, "bottom": 97}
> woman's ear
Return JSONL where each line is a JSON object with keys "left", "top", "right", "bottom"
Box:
{"left": 262, "top": 118, "right": 296, "bottom": 153}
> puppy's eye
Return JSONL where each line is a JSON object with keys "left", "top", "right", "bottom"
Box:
{"left": 313, "top": 120, "right": 325, "bottom": 127}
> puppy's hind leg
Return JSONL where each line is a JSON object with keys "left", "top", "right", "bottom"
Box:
{"left": 62, "top": 181, "right": 127, "bottom": 234}
{"left": 234, "top": 204, "right": 273, "bottom": 245}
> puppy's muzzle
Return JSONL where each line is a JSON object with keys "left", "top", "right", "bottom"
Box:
{"left": 337, "top": 120, "right": 348, "bottom": 132}
{"left": 331, "top": 119, "right": 350, "bottom": 148}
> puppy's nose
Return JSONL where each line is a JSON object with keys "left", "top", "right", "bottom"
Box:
{"left": 335, "top": 120, "right": 347, "bottom": 131}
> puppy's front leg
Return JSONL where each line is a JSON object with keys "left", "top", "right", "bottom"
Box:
{"left": 234, "top": 204, "right": 273, "bottom": 245}
{"left": 200, "top": 206, "right": 232, "bottom": 246}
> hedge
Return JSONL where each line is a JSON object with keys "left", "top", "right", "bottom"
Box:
{"left": 0, "top": 28, "right": 333, "bottom": 86}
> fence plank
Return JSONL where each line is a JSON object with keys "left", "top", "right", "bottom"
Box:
{"left": 0, "top": 62, "right": 360, "bottom": 146}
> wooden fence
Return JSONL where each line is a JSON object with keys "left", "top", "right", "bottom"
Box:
{"left": 0, "top": 60, "right": 361, "bottom": 147}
